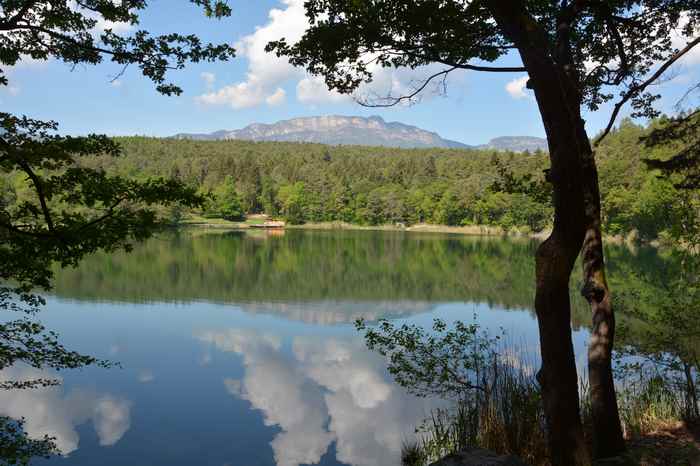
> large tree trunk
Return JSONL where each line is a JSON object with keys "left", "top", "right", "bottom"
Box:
{"left": 580, "top": 147, "right": 626, "bottom": 458}
{"left": 487, "top": 1, "right": 621, "bottom": 462}
{"left": 534, "top": 234, "right": 590, "bottom": 466}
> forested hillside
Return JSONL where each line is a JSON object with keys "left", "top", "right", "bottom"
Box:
{"left": 0, "top": 117, "right": 687, "bottom": 240}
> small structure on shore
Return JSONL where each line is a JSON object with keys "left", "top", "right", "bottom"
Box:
{"left": 249, "top": 220, "right": 286, "bottom": 229}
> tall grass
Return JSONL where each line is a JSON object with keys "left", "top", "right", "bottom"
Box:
{"left": 402, "top": 351, "right": 696, "bottom": 466}
{"left": 617, "top": 375, "right": 686, "bottom": 438}
{"left": 403, "top": 352, "right": 548, "bottom": 466}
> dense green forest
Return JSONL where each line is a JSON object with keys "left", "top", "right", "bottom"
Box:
{"left": 0, "top": 117, "right": 685, "bottom": 240}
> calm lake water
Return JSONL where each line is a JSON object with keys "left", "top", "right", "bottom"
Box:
{"left": 0, "top": 229, "right": 668, "bottom": 466}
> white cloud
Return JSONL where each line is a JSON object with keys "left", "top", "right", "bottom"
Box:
{"left": 671, "top": 12, "right": 700, "bottom": 67}
{"left": 196, "top": 0, "right": 466, "bottom": 109}
{"left": 93, "top": 17, "right": 134, "bottom": 35}
{"left": 137, "top": 370, "right": 154, "bottom": 383}
{"left": 505, "top": 75, "right": 530, "bottom": 99}
{"left": 266, "top": 87, "right": 287, "bottom": 106}
{"left": 92, "top": 396, "right": 132, "bottom": 446}
{"left": 1, "top": 53, "right": 49, "bottom": 94}
{"left": 197, "top": 79, "right": 268, "bottom": 109}
{"left": 0, "top": 367, "right": 131, "bottom": 455}
{"left": 296, "top": 76, "right": 349, "bottom": 105}
{"left": 294, "top": 337, "right": 435, "bottom": 466}
{"left": 196, "top": 0, "right": 307, "bottom": 108}
{"left": 200, "top": 72, "right": 216, "bottom": 90}
{"left": 66, "top": 1, "right": 134, "bottom": 35}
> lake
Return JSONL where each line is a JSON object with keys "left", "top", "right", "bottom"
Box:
{"left": 0, "top": 229, "right": 668, "bottom": 466}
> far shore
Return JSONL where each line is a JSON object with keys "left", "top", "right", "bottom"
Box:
{"left": 179, "top": 217, "right": 643, "bottom": 246}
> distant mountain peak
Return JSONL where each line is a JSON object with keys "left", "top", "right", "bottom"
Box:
{"left": 172, "top": 115, "right": 547, "bottom": 152}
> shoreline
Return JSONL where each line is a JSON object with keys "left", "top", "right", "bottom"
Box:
{"left": 287, "top": 221, "right": 547, "bottom": 238}
{"left": 179, "top": 219, "right": 642, "bottom": 246}
{"left": 181, "top": 218, "right": 540, "bottom": 236}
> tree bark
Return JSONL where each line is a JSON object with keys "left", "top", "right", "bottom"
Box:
{"left": 486, "top": 1, "right": 621, "bottom": 463}
{"left": 534, "top": 234, "right": 590, "bottom": 466}
{"left": 580, "top": 147, "right": 626, "bottom": 458}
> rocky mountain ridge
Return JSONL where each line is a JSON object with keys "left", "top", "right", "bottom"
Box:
{"left": 173, "top": 115, "right": 547, "bottom": 152}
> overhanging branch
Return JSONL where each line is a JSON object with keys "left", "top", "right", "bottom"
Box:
{"left": 595, "top": 36, "right": 700, "bottom": 146}
{"left": 355, "top": 66, "right": 458, "bottom": 108}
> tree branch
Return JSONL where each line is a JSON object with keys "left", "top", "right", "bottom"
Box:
{"left": 595, "top": 36, "right": 700, "bottom": 146}
{"left": 0, "top": 1, "right": 38, "bottom": 31}
{"left": 355, "top": 66, "right": 458, "bottom": 108}
{"left": 0, "top": 136, "right": 56, "bottom": 233}
{"left": 448, "top": 62, "right": 526, "bottom": 72}
{"left": 15, "top": 23, "right": 135, "bottom": 61}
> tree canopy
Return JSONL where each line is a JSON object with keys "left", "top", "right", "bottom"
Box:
{"left": 0, "top": 0, "right": 234, "bottom": 95}
{"left": 268, "top": 1, "right": 697, "bottom": 126}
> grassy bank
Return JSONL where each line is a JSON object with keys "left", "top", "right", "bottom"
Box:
{"left": 177, "top": 216, "right": 646, "bottom": 248}
{"left": 401, "top": 362, "right": 699, "bottom": 466}
{"left": 179, "top": 214, "right": 540, "bottom": 235}
{"left": 287, "top": 221, "right": 542, "bottom": 237}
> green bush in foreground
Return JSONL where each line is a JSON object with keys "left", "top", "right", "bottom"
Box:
{"left": 357, "top": 318, "right": 698, "bottom": 466}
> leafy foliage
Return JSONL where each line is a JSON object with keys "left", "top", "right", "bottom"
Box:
{"left": 267, "top": 1, "right": 698, "bottom": 124}
{"left": 357, "top": 318, "right": 550, "bottom": 465}
{"left": 0, "top": 113, "right": 204, "bottom": 395}
{"left": 0, "top": 0, "right": 235, "bottom": 95}
{"left": 356, "top": 317, "right": 502, "bottom": 399}
{"left": 0, "top": 417, "right": 57, "bottom": 466}
{"left": 36, "top": 114, "right": 691, "bottom": 240}
{"left": 207, "top": 176, "right": 244, "bottom": 221}
{"left": 615, "top": 183, "right": 700, "bottom": 420}
{"left": 643, "top": 110, "right": 700, "bottom": 190}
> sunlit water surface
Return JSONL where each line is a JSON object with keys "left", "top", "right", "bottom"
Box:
{"left": 0, "top": 229, "right": 665, "bottom": 466}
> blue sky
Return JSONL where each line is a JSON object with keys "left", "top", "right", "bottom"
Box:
{"left": 3, "top": 1, "right": 699, "bottom": 145}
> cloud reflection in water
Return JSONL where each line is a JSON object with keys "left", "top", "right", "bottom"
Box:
{"left": 197, "top": 328, "right": 440, "bottom": 466}
{"left": 0, "top": 367, "right": 131, "bottom": 455}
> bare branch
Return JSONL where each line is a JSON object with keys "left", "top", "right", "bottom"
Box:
{"left": 110, "top": 63, "right": 129, "bottom": 83}
{"left": 355, "top": 66, "right": 458, "bottom": 108}
{"left": 595, "top": 36, "right": 700, "bottom": 146}
{"left": 676, "top": 82, "right": 700, "bottom": 110}
{"left": 0, "top": 137, "right": 56, "bottom": 234}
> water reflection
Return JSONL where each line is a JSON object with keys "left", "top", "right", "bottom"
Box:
{"left": 0, "top": 230, "right": 670, "bottom": 465}
{"left": 0, "top": 367, "right": 131, "bottom": 454}
{"left": 198, "top": 328, "right": 439, "bottom": 466}
{"left": 237, "top": 301, "right": 435, "bottom": 324}
{"left": 51, "top": 230, "right": 669, "bottom": 329}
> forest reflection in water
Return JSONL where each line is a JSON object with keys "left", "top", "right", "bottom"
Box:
{"left": 0, "top": 230, "right": 674, "bottom": 465}
{"left": 51, "top": 229, "right": 670, "bottom": 326}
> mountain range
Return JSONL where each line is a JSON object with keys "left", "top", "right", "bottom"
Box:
{"left": 172, "top": 115, "right": 548, "bottom": 152}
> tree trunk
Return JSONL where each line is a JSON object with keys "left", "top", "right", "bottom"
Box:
{"left": 534, "top": 234, "right": 590, "bottom": 466}
{"left": 683, "top": 362, "right": 699, "bottom": 419}
{"left": 486, "top": 1, "right": 620, "bottom": 462}
{"left": 580, "top": 149, "right": 626, "bottom": 458}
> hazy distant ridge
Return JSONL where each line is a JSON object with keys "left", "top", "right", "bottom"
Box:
{"left": 173, "top": 115, "right": 547, "bottom": 152}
